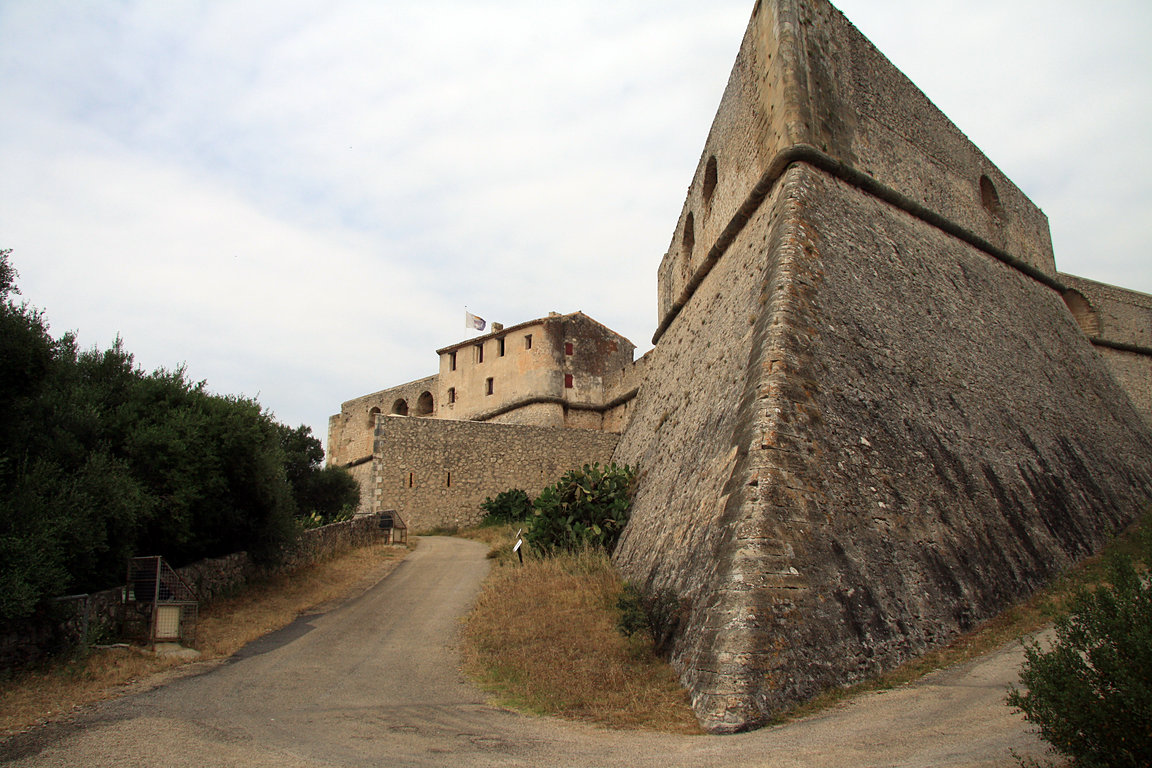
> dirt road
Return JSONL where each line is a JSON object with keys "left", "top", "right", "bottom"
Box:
{"left": 0, "top": 536, "right": 1049, "bottom": 767}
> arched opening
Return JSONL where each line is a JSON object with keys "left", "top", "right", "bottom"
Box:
{"left": 703, "top": 156, "right": 718, "bottom": 208}
{"left": 391, "top": 398, "right": 409, "bottom": 416}
{"left": 367, "top": 406, "right": 381, "bottom": 427}
{"left": 1062, "top": 289, "right": 1100, "bottom": 336}
{"left": 683, "top": 211, "right": 695, "bottom": 256}
{"left": 416, "top": 391, "right": 434, "bottom": 415}
{"left": 979, "top": 174, "right": 1004, "bottom": 220}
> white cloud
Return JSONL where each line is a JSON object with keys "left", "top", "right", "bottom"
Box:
{"left": 1, "top": 0, "right": 1149, "bottom": 450}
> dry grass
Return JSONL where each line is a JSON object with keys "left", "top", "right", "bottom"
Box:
{"left": 461, "top": 545, "right": 701, "bottom": 734}
{"left": 0, "top": 541, "right": 409, "bottom": 737}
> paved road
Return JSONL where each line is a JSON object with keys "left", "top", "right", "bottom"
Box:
{"left": 0, "top": 536, "right": 1048, "bottom": 767}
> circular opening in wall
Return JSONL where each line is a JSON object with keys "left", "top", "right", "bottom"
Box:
{"left": 683, "top": 211, "right": 695, "bottom": 256}
{"left": 703, "top": 156, "right": 718, "bottom": 208}
{"left": 979, "top": 174, "right": 1004, "bottom": 220}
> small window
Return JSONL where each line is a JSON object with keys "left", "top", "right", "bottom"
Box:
{"left": 524, "top": 334, "right": 532, "bottom": 350}
{"left": 565, "top": 342, "right": 574, "bottom": 356}
{"left": 449, "top": 351, "right": 457, "bottom": 371}
{"left": 564, "top": 373, "right": 573, "bottom": 389}
{"left": 476, "top": 343, "right": 484, "bottom": 364}
{"left": 703, "top": 155, "right": 718, "bottom": 207}
{"left": 408, "top": 472, "right": 414, "bottom": 488}
{"left": 497, "top": 337, "right": 505, "bottom": 356}
{"left": 446, "top": 472, "right": 451, "bottom": 488}
{"left": 486, "top": 377, "right": 494, "bottom": 395}
{"left": 447, "top": 387, "right": 456, "bottom": 404}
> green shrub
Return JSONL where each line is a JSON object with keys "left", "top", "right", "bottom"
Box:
{"left": 1007, "top": 525, "right": 1152, "bottom": 768}
{"left": 526, "top": 463, "right": 635, "bottom": 554}
{"left": 481, "top": 488, "right": 533, "bottom": 524}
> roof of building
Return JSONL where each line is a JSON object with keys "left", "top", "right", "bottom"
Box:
{"left": 434, "top": 310, "right": 635, "bottom": 355}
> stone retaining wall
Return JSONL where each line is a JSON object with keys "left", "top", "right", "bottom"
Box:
{"left": 0, "top": 513, "right": 393, "bottom": 673}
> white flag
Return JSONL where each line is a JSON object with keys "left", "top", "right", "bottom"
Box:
{"left": 466, "top": 311, "right": 486, "bottom": 331}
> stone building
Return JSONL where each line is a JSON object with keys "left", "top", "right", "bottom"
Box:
{"left": 327, "top": 311, "right": 643, "bottom": 527}
{"left": 329, "top": 0, "right": 1152, "bottom": 733}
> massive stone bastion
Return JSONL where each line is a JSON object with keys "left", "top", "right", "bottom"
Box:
{"left": 611, "top": 0, "right": 1152, "bottom": 732}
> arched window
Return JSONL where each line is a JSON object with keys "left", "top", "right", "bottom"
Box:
{"left": 416, "top": 391, "right": 434, "bottom": 415}
{"left": 1062, "top": 290, "right": 1100, "bottom": 336}
{"left": 367, "top": 406, "right": 381, "bottom": 427}
{"left": 703, "top": 155, "right": 718, "bottom": 208}
{"left": 392, "top": 399, "right": 409, "bottom": 416}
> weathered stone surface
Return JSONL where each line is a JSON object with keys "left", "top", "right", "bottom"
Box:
{"left": 372, "top": 416, "right": 620, "bottom": 531}
{"left": 613, "top": 0, "right": 1152, "bottom": 732}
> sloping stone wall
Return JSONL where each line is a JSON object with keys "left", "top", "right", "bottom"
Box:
{"left": 615, "top": 160, "right": 1152, "bottom": 732}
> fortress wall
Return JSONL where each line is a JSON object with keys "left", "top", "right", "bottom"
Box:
{"left": 1056, "top": 274, "right": 1152, "bottom": 423}
{"left": 345, "top": 459, "right": 375, "bottom": 516}
{"left": 327, "top": 375, "right": 438, "bottom": 466}
{"left": 616, "top": 161, "right": 1152, "bottom": 732}
{"left": 371, "top": 416, "right": 619, "bottom": 532}
{"left": 657, "top": 0, "right": 1054, "bottom": 331}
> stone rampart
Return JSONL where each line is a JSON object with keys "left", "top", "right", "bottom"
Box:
{"left": 613, "top": 0, "right": 1152, "bottom": 733}
{"left": 656, "top": 0, "right": 1054, "bottom": 337}
{"left": 1058, "top": 273, "right": 1152, "bottom": 424}
{"left": 371, "top": 416, "right": 620, "bottom": 531}
{"left": 328, "top": 376, "right": 438, "bottom": 466}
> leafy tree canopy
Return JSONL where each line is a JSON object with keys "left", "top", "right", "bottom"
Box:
{"left": 0, "top": 250, "right": 357, "bottom": 621}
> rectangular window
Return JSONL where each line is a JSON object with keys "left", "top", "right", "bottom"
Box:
{"left": 524, "top": 334, "right": 532, "bottom": 350}
{"left": 449, "top": 352, "right": 456, "bottom": 371}
{"left": 447, "top": 387, "right": 456, "bottom": 404}
{"left": 497, "top": 337, "right": 505, "bottom": 357}
{"left": 476, "top": 343, "right": 484, "bottom": 364}
{"left": 564, "top": 373, "right": 573, "bottom": 389}
{"left": 565, "top": 342, "right": 574, "bottom": 356}
{"left": 486, "top": 377, "right": 494, "bottom": 395}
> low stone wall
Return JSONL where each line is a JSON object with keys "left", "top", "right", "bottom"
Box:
{"left": 0, "top": 513, "right": 393, "bottom": 673}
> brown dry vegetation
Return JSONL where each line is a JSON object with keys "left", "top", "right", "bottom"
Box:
{"left": 461, "top": 537, "right": 701, "bottom": 734}
{"left": 0, "top": 541, "right": 409, "bottom": 737}
{"left": 462, "top": 509, "right": 1151, "bottom": 733}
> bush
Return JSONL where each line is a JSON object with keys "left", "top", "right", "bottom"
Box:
{"left": 1007, "top": 525, "right": 1152, "bottom": 768}
{"left": 526, "top": 463, "right": 635, "bottom": 554}
{"left": 481, "top": 488, "right": 533, "bottom": 524}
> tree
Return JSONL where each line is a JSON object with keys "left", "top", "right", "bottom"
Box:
{"left": 1007, "top": 526, "right": 1152, "bottom": 768}
{"left": 277, "top": 423, "right": 360, "bottom": 523}
{"left": 526, "top": 463, "right": 636, "bottom": 554}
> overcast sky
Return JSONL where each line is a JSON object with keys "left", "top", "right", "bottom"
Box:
{"left": 2, "top": 0, "right": 1149, "bottom": 453}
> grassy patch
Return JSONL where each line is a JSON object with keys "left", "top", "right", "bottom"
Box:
{"left": 0, "top": 541, "right": 409, "bottom": 737}
{"left": 461, "top": 541, "right": 700, "bottom": 734}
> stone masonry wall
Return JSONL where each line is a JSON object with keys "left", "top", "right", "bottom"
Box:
{"left": 328, "top": 376, "right": 438, "bottom": 466}
{"left": 615, "top": 160, "right": 1152, "bottom": 733}
{"left": 1059, "top": 273, "right": 1152, "bottom": 424}
{"left": 372, "top": 416, "right": 620, "bottom": 531}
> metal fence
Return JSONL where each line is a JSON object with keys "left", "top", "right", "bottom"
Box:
{"left": 124, "top": 556, "right": 199, "bottom": 648}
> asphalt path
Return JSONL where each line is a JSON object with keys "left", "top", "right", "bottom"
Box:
{"left": 0, "top": 536, "right": 1049, "bottom": 767}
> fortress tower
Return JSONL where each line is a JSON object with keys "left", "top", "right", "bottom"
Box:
{"left": 610, "top": 0, "right": 1152, "bottom": 732}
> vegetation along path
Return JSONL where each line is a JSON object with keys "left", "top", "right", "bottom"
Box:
{"left": 0, "top": 536, "right": 1049, "bottom": 767}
